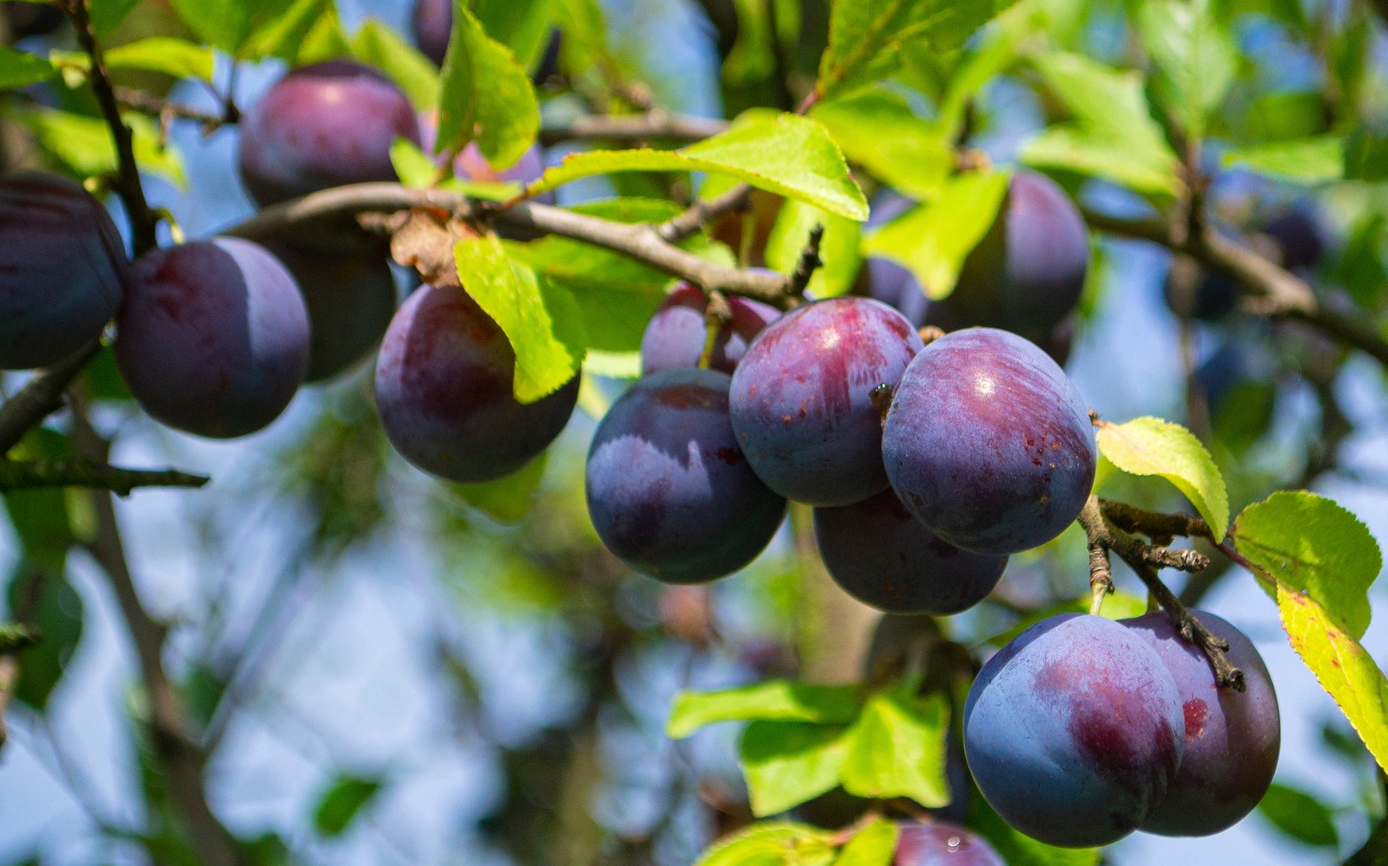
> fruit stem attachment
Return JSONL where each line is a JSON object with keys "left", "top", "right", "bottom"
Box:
{"left": 698, "top": 291, "right": 732, "bottom": 369}
{"left": 1088, "top": 541, "right": 1113, "bottom": 616}
{"left": 1076, "top": 497, "right": 1244, "bottom": 690}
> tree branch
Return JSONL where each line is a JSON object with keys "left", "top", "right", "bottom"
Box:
{"left": 70, "top": 398, "right": 242, "bottom": 866}
{"left": 539, "top": 111, "right": 729, "bottom": 146}
{"left": 0, "top": 458, "right": 209, "bottom": 495}
{"left": 657, "top": 182, "right": 751, "bottom": 244}
{"left": 226, "top": 182, "right": 795, "bottom": 304}
{"left": 0, "top": 342, "right": 100, "bottom": 455}
{"left": 1084, "top": 208, "right": 1388, "bottom": 367}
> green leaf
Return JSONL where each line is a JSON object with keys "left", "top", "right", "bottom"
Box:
{"left": 0, "top": 46, "right": 54, "bottom": 90}
{"left": 809, "top": 88, "right": 952, "bottom": 199}
{"left": 1233, "top": 491, "right": 1380, "bottom": 639}
{"left": 1024, "top": 52, "right": 1181, "bottom": 197}
{"left": 472, "top": 0, "right": 554, "bottom": 73}
{"left": 1278, "top": 585, "right": 1388, "bottom": 776}
{"left": 351, "top": 19, "right": 440, "bottom": 111}
{"left": 1256, "top": 783, "right": 1340, "bottom": 847}
{"left": 971, "top": 796, "right": 1100, "bottom": 866}
{"left": 1095, "top": 416, "right": 1229, "bottom": 541}
{"left": 765, "top": 199, "right": 861, "bottom": 298}
{"left": 692, "top": 822, "right": 837, "bottom": 866}
{"left": 741, "top": 721, "right": 850, "bottom": 816}
{"left": 453, "top": 236, "right": 586, "bottom": 403}
{"left": 6, "top": 562, "right": 83, "bottom": 712}
{"left": 816, "top": 0, "right": 1017, "bottom": 99}
{"left": 838, "top": 689, "right": 950, "bottom": 807}
{"left": 1344, "top": 127, "right": 1388, "bottom": 182}
{"left": 1136, "top": 0, "right": 1236, "bottom": 142}
{"left": 528, "top": 113, "right": 868, "bottom": 221}
{"left": 436, "top": 0, "right": 540, "bottom": 171}
{"left": 312, "top": 775, "right": 383, "bottom": 837}
{"left": 295, "top": 8, "right": 353, "bottom": 65}
{"left": 238, "top": 0, "right": 329, "bottom": 62}
{"left": 451, "top": 452, "right": 548, "bottom": 524}
{"left": 667, "top": 679, "right": 863, "bottom": 738}
{"left": 104, "top": 38, "right": 216, "bottom": 81}
{"left": 91, "top": 0, "right": 146, "bottom": 38}
{"left": 390, "top": 138, "right": 440, "bottom": 189}
{"left": 12, "top": 107, "right": 186, "bottom": 188}
{"left": 168, "top": 0, "right": 253, "bottom": 51}
{"left": 832, "top": 818, "right": 898, "bottom": 866}
{"left": 1221, "top": 137, "right": 1344, "bottom": 184}
{"left": 861, "top": 170, "right": 1008, "bottom": 298}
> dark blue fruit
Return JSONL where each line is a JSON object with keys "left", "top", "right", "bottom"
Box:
{"left": 0, "top": 172, "right": 127, "bottom": 370}
{"left": 1123, "top": 611, "right": 1280, "bottom": 837}
{"left": 729, "top": 297, "right": 923, "bottom": 506}
{"left": 964, "top": 614, "right": 1184, "bottom": 848}
{"left": 375, "top": 283, "right": 578, "bottom": 483}
{"left": 814, "top": 489, "right": 1007, "bottom": 614}
{"left": 893, "top": 821, "right": 1004, "bottom": 866}
{"left": 640, "top": 284, "right": 779, "bottom": 375}
{"left": 864, "top": 191, "right": 928, "bottom": 326}
{"left": 882, "top": 327, "right": 1095, "bottom": 555}
{"left": 586, "top": 368, "right": 786, "bottom": 583}
{"left": 238, "top": 60, "right": 421, "bottom": 206}
{"left": 929, "top": 170, "right": 1089, "bottom": 341}
{"left": 1262, "top": 210, "right": 1322, "bottom": 270}
{"left": 412, "top": 0, "right": 450, "bottom": 65}
{"left": 115, "top": 238, "right": 309, "bottom": 438}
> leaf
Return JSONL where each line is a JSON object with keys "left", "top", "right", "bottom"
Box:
{"left": 1025, "top": 52, "right": 1182, "bottom": 197}
{"left": 837, "top": 689, "right": 950, "bottom": 807}
{"left": 741, "top": 721, "right": 850, "bottom": 816}
{"left": 1344, "top": 127, "right": 1388, "bottom": 182}
{"left": 104, "top": 38, "right": 216, "bottom": 81}
{"left": 451, "top": 452, "right": 548, "bottom": 524}
{"left": 1095, "top": 416, "right": 1229, "bottom": 541}
{"left": 168, "top": 0, "right": 254, "bottom": 51}
{"left": 453, "top": 236, "right": 586, "bottom": 403}
{"left": 809, "top": 88, "right": 953, "bottom": 199}
{"left": 238, "top": 0, "right": 328, "bottom": 62}
{"left": 1278, "top": 586, "right": 1388, "bottom": 776}
{"left": 528, "top": 113, "right": 868, "bottom": 221}
{"left": 472, "top": 0, "right": 554, "bottom": 73}
{"left": 692, "top": 822, "right": 837, "bottom": 866}
{"left": 91, "top": 0, "right": 146, "bottom": 37}
{"left": 816, "top": 0, "right": 1017, "bottom": 99}
{"left": 765, "top": 199, "right": 861, "bottom": 298}
{"left": 0, "top": 46, "right": 54, "bottom": 90}
{"left": 12, "top": 107, "right": 185, "bottom": 188}
{"left": 351, "top": 19, "right": 440, "bottom": 111}
{"left": 861, "top": 170, "right": 1009, "bottom": 298}
{"left": 6, "top": 561, "right": 83, "bottom": 712}
{"left": 312, "top": 775, "right": 383, "bottom": 837}
{"left": 1233, "top": 491, "right": 1380, "bottom": 638}
{"left": 832, "top": 818, "right": 898, "bottom": 866}
{"left": 1221, "top": 137, "right": 1344, "bottom": 184}
{"left": 970, "top": 796, "right": 1100, "bottom": 866}
{"left": 1136, "top": 0, "right": 1236, "bottom": 142}
{"left": 436, "top": 1, "right": 540, "bottom": 171}
{"left": 1256, "top": 783, "right": 1339, "bottom": 847}
{"left": 667, "top": 679, "right": 863, "bottom": 738}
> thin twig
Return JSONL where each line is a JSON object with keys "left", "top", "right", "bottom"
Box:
{"left": 539, "top": 111, "right": 728, "bottom": 146}
{"left": 788, "top": 224, "right": 825, "bottom": 297}
{"left": 0, "top": 342, "right": 100, "bottom": 455}
{"left": 657, "top": 182, "right": 751, "bottom": 244}
{"left": 0, "top": 458, "right": 208, "bottom": 495}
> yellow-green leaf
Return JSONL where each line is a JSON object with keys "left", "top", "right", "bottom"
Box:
{"left": 692, "top": 822, "right": 836, "bottom": 866}
{"left": 741, "top": 721, "right": 850, "bottom": 817}
{"left": 1278, "top": 586, "right": 1388, "bottom": 776}
{"left": 104, "top": 37, "right": 216, "bottom": 81}
{"left": 832, "top": 819, "right": 899, "bottom": 866}
{"left": 436, "top": 0, "right": 539, "bottom": 171}
{"left": 1095, "top": 416, "right": 1228, "bottom": 540}
{"left": 667, "top": 679, "right": 862, "bottom": 739}
{"left": 526, "top": 113, "right": 867, "bottom": 221}
{"left": 838, "top": 689, "right": 950, "bottom": 807}
{"left": 1233, "top": 491, "right": 1380, "bottom": 638}
{"left": 352, "top": 19, "right": 440, "bottom": 111}
{"left": 453, "top": 236, "right": 585, "bottom": 403}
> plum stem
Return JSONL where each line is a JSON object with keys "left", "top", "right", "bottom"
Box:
{"left": 698, "top": 291, "right": 733, "bottom": 369}
{"left": 1087, "top": 540, "right": 1113, "bottom": 615}
{"left": 1076, "top": 497, "right": 1245, "bottom": 690}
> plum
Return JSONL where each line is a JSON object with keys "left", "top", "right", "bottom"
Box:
{"left": 412, "top": 0, "right": 450, "bottom": 66}
{"left": 964, "top": 614, "right": 1185, "bottom": 848}
{"left": 729, "top": 297, "right": 923, "bottom": 506}
{"left": 375, "top": 283, "right": 578, "bottom": 483}
{"left": 257, "top": 239, "right": 398, "bottom": 382}
{"left": 0, "top": 171, "right": 127, "bottom": 370}
{"left": 929, "top": 170, "right": 1089, "bottom": 341}
{"left": 814, "top": 488, "right": 1007, "bottom": 615}
{"left": 882, "top": 327, "right": 1095, "bottom": 555}
{"left": 238, "top": 60, "right": 421, "bottom": 206}
{"left": 586, "top": 367, "right": 786, "bottom": 583}
{"left": 4, "top": 1, "right": 64, "bottom": 37}
{"left": 1122, "top": 611, "right": 1280, "bottom": 836}
{"left": 115, "top": 238, "right": 309, "bottom": 438}
{"left": 893, "top": 821, "right": 1004, "bottom": 866}
{"left": 640, "top": 284, "right": 779, "bottom": 375}
{"left": 863, "top": 191, "right": 928, "bottom": 326}
{"left": 1262, "top": 210, "right": 1323, "bottom": 270}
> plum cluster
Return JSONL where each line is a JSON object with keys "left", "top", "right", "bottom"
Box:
{"left": 586, "top": 267, "right": 1098, "bottom": 616}
{"left": 964, "top": 612, "right": 1279, "bottom": 847}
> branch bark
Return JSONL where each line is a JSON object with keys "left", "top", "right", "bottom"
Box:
{"left": 539, "top": 111, "right": 729, "bottom": 146}
{"left": 0, "top": 458, "right": 208, "bottom": 495}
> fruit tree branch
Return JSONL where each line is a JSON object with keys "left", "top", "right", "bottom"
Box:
{"left": 539, "top": 111, "right": 729, "bottom": 146}
{"left": 227, "top": 182, "right": 795, "bottom": 304}
{"left": 0, "top": 458, "right": 209, "bottom": 495}
{"left": 0, "top": 342, "right": 101, "bottom": 455}
{"left": 1083, "top": 208, "right": 1388, "bottom": 367}
{"left": 1076, "top": 497, "right": 1243, "bottom": 690}
{"left": 70, "top": 397, "right": 243, "bottom": 866}
{"left": 657, "top": 182, "right": 751, "bottom": 244}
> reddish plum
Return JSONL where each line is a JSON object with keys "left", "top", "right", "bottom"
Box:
{"left": 640, "top": 284, "right": 779, "bottom": 375}
{"left": 893, "top": 821, "right": 1003, "bottom": 866}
